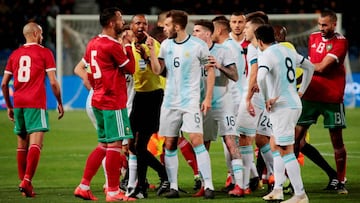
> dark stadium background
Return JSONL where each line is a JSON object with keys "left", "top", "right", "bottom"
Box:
{"left": 0, "top": 0, "right": 357, "bottom": 72}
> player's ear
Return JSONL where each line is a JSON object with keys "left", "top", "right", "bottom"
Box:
{"left": 109, "top": 20, "right": 114, "bottom": 28}
{"left": 33, "top": 31, "right": 39, "bottom": 39}
{"left": 174, "top": 24, "right": 180, "bottom": 32}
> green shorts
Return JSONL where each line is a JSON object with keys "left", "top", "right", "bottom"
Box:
{"left": 297, "top": 100, "right": 346, "bottom": 129}
{"left": 93, "top": 107, "right": 133, "bottom": 143}
{"left": 13, "top": 108, "right": 49, "bottom": 137}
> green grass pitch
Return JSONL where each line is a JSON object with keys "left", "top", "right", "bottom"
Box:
{"left": 0, "top": 108, "right": 359, "bottom": 202}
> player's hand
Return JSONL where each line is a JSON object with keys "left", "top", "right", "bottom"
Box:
{"left": 144, "top": 31, "right": 154, "bottom": 49}
{"left": 265, "top": 97, "right": 278, "bottom": 112}
{"left": 201, "top": 98, "right": 212, "bottom": 116}
{"left": 122, "top": 30, "right": 136, "bottom": 45}
{"left": 57, "top": 104, "right": 64, "bottom": 120}
{"left": 7, "top": 108, "right": 14, "bottom": 122}
{"left": 135, "top": 43, "right": 147, "bottom": 60}
{"left": 207, "top": 55, "right": 218, "bottom": 69}
{"left": 246, "top": 101, "right": 256, "bottom": 117}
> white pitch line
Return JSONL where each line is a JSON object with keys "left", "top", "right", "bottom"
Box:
{"left": 311, "top": 141, "right": 357, "bottom": 147}
{"left": 318, "top": 152, "right": 360, "bottom": 159}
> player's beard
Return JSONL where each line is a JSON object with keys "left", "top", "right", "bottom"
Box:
{"left": 115, "top": 24, "right": 123, "bottom": 35}
{"left": 168, "top": 32, "right": 177, "bottom": 39}
{"left": 322, "top": 30, "right": 335, "bottom": 39}
{"left": 167, "top": 28, "right": 177, "bottom": 39}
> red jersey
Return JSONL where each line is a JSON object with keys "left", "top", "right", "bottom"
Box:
{"left": 240, "top": 39, "right": 251, "bottom": 51}
{"left": 84, "top": 34, "right": 135, "bottom": 110}
{"left": 303, "top": 32, "right": 348, "bottom": 103}
{"left": 241, "top": 40, "right": 250, "bottom": 76}
{"left": 4, "top": 43, "right": 56, "bottom": 109}
{"left": 236, "top": 38, "right": 250, "bottom": 76}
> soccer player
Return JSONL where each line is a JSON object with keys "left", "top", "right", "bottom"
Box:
{"left": 1, "top": 22, "right": 64, "bottom": 198}
{"left": 295, "top": 9, "right": 349, "bottom": 194}
{"left": 73, "top": 7, "right": 136, "bottom": 202}
{"left": 229, "top": 11, "right": 267, "bottom": 191}
{"left": 237, "top": 13, "right": 272, "bottom": 194}
{"left": 229, "top": 11, "right": 251, "bottom": 57}
{"left": 73, "top": 59, "right": 131, "bottom": 195}
{"left": 192, "top": 19, "right": 244, "bottom": 198}
{"left": 255, "top": 24, "right": 314, "bottom": 203}
{"left": 210, "top": 16, "right": 248, "bottom": 196}
{"left": 147, "top": 10, "right": 216, "bottom": 199}
{"left": 149, "top": 11, "right": 202, "bottom": 192}
{"left": 273, "top": 24, "right": 339, "bottom": 192}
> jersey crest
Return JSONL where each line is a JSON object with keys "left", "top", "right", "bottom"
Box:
{"left": 326, "top": 44, "right": 333, "bottom": 51}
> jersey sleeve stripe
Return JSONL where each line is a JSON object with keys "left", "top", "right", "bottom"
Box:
{"left": 46, "top": 67, "right": 56, "bottom": 72}
{"left": 4, "top": 70, "right": 12, "bottom": 75}
{"left": 119, "top": 59, "right": 129, "bottom": 68}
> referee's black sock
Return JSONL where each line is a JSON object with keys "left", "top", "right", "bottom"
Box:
{"left": 301, "top": 142, "right": 337, "bottom": 179}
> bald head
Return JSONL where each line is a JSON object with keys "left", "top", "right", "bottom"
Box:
{"left": 23, "top": 22, "right": 41, "bottom": 37}
{"left": 23, "top": 22, "right": 43, "bottom": 44}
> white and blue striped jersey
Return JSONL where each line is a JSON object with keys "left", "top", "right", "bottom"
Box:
{"left": 222, "top": 38, "right": 246, "bottom": 106}
{"left": 247, "top": 43, "right": 266, "bottom": 109}
{"left": 200, "top": 43, "right": 235, "bottom": 109}
{"left": 257, "top": 43, "right": 306, "bottom": 110}
{"left": 159, "top": 35, "right": 210, "bottom": 111}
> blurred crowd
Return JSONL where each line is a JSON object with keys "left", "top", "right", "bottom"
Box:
{"left": 97, "top": 0, "right": 343, "bottom": 15}
{"left": 0, "top": 0, "right": 74, "bottom": 50}
{"left": 0, "top": 0, "right": 358, "bottom": 71}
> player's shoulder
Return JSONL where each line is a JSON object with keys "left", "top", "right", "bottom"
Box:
{"left": 334, "top": 32, "right": 347, "bottom": 40}
{"left": 160, "top": 38, "right": 170, "bottom": 45}
{"left": 309, "top": 31, "right": 322, "bottom": 41}
{"left": 225, "top": 38, "right": 243, "bottom": 52}
{"left": 211, "top": 43, "right": 229, "bottom": 55}
{"left": 23, "top": 43, "right": 53, "bottom": 54}
{"left": 212, "top": 42, "right": 226, "bottom": 50}
{"left": 247, "top": 43, "right": 257, "bottom": 54}
{"left": 98, "top": 34, "right": 120, "bottom": 45}
{"left": 310, "top": 31, "right": 322, "bottom": 37}
{"left": 262, "top": 44, "right": 277, "bottom": 56}
{"left": 189, "top": 35, "right": 207, "bottom": 46}
{"left": 279, "top": 41, "right": 296, "bottom": 50}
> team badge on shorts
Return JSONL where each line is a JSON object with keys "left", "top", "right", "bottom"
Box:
{"left": 125, "top": 126, "right": 131, "bottom": 134}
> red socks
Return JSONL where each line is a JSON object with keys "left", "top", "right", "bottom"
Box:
{"left": 17, "top": 147, "right": 27, "bottom": 180}
{"left": 106, "top": 146, "right": 122, "bottom": 192}
{"left": 81, "top": 146, "right": 106, "bottom": 186}
{"left": 23, "top": 144, "right": 41, "bottom": 181}
{"left": 178, "top": 137, "right": 199, "bottom": 176}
